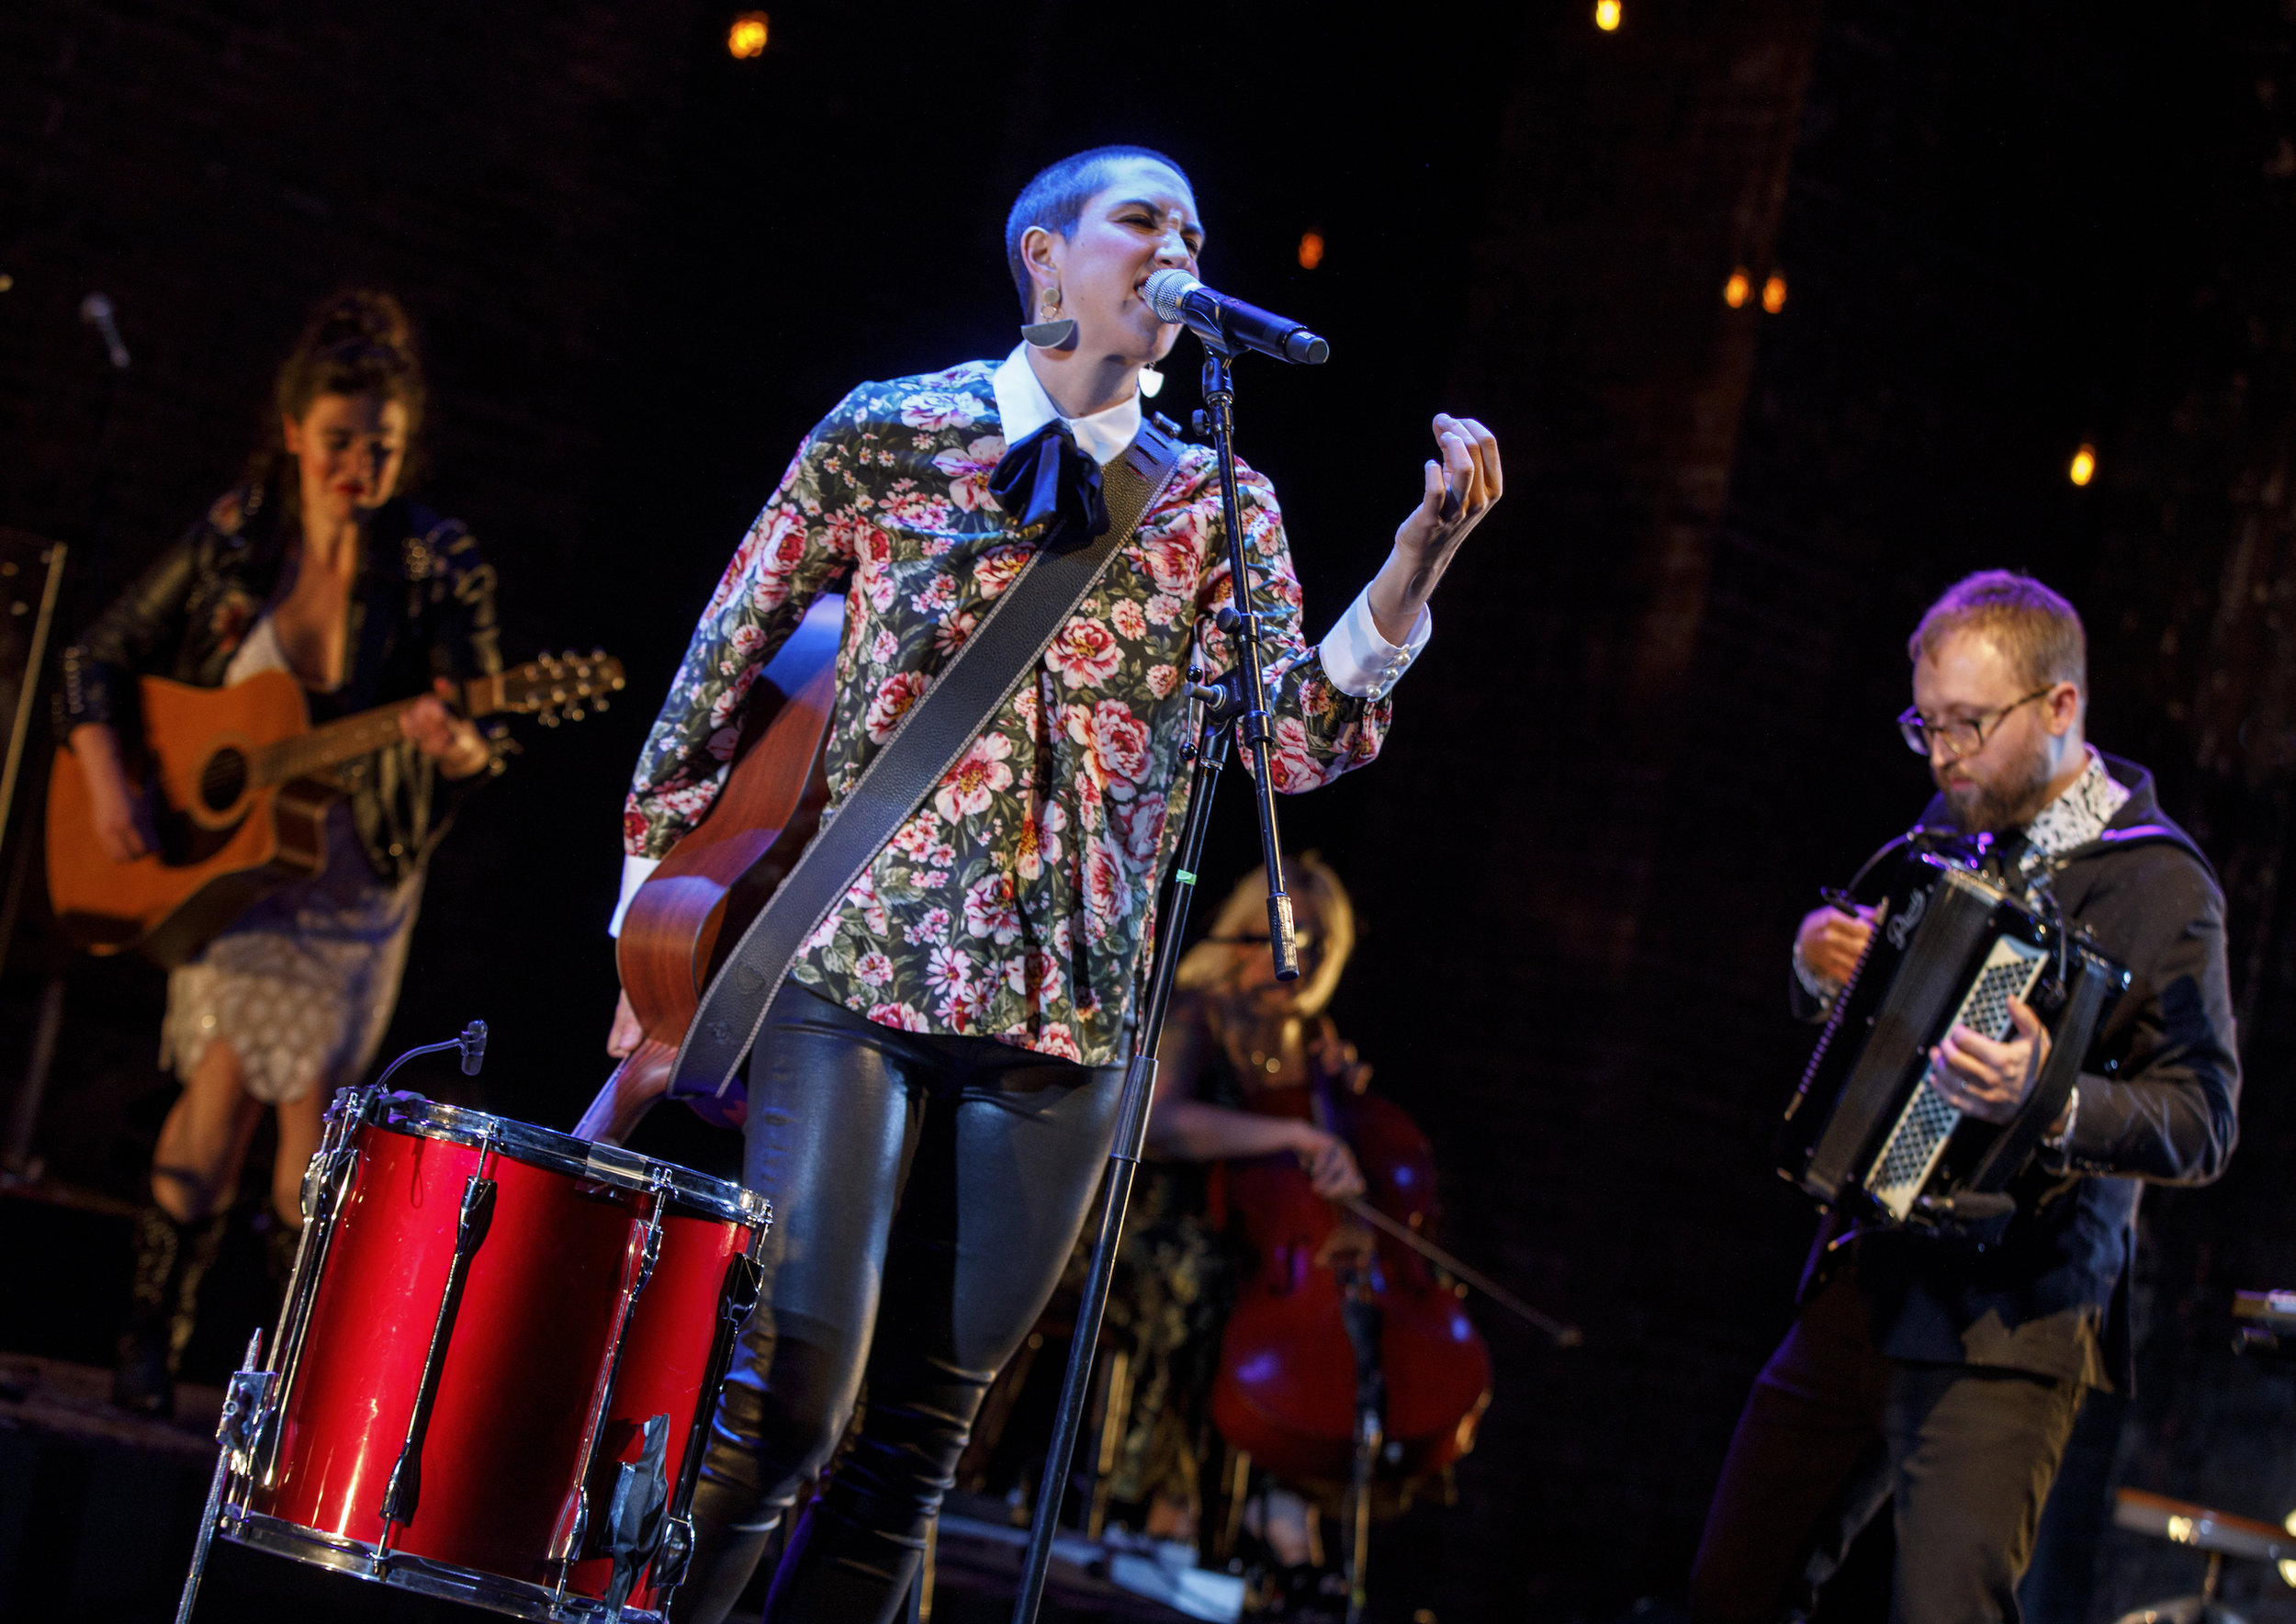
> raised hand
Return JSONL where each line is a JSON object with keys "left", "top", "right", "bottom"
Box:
{"left": 1367, "top": 412, "right": 1503, "bottom": 645}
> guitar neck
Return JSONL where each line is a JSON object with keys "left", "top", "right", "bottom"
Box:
{"left": 257, "top": 673, "right": 503, "bottom": 784}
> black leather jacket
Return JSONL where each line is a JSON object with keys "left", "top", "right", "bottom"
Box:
{"left": 58, "top": 483, "right": 504, "bottom": 887}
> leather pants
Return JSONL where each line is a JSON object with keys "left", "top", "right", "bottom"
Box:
{"left": 673, "top": 986, "right": 1122, "bottom": 1624}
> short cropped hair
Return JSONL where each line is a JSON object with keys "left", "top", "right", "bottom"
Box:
{"left": 1908, "top": 570, "right": 2088, "bottom": 692}
{"left": 1004, "top": 145, "right": 1191, "bottom": 317}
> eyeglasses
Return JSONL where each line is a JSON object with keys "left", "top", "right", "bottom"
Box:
{"left": 1896, "top": 687, "right": 2056, "bottom": 760}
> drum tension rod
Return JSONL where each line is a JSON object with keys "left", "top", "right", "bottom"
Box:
{"left": 378, "top": 1142, "right": 499, "bottom": 1543}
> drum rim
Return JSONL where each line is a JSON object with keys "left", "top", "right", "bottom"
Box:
{"left": 343, "top": 1088, "right": 769, "bottom": 1229}
{"left": 218, "top": 1507, "right": 662, "bottom": 1622}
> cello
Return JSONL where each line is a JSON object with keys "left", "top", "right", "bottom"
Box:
{"left": 1209, "top": 1009, "right": 1574, "bottom": 1619}
{"left": 1212, "top": 1018, "right": 1491, "bottom": 1487}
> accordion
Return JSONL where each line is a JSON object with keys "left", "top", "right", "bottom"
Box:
{"left": 1777, "top": 847, "right": 2128, "bottom": 1231}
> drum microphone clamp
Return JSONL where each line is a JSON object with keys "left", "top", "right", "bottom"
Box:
{"left": 373, "top": 1020, "right": 492, "bottom": 1089}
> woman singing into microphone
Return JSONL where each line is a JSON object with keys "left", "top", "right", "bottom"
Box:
{"left": 606, "top": 144, "right": 1503, "bottom": 1622}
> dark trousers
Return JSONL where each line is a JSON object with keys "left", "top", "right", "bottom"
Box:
{"left": 1689, "top": 1267, "right": 2087, "bottom": 1624}
{"left": 672, "top": 987, "right": 1123, "bottom": 1624}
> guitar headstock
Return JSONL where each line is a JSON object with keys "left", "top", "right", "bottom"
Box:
{"left": 497, "top": 649, "right": 628, "bottom": 727}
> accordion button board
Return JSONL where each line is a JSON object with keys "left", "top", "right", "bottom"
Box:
{"left": 1863, "top": 930, "right": 2048, "bottom": 1219}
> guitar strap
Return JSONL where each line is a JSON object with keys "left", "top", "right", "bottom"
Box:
{"left": 668, "top": 416, "right": 1186, "bottom": 1105}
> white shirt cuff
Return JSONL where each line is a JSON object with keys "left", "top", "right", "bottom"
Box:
{"left": 1317, "top": 588, "right": 1430, "bottom": 700}
{"left": 609, "top": 853, "right": 662, "bottom": 938}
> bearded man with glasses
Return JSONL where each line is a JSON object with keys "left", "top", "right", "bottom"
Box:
{"left": 1688, "top": 570, "right": 2240, "bottom": 1624}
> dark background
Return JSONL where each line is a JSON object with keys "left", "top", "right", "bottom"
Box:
{"left": 7, "top": 0, "right": 2296, "bottom": 1618}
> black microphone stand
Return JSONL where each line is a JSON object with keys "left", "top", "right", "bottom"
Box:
{"left": 1008, "top": 333, "right": 1300, "bottom": 1624}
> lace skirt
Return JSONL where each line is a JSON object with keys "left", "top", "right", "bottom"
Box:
{"left": 161, "top": 804, "right": 423, "bottom": 1106}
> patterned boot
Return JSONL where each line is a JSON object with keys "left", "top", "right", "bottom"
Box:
{"left": 111, "top": 1205, "right": 228, "bottom": 1418}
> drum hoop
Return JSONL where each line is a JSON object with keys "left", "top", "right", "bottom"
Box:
{"left": 218, "top": 1508, "right": 659, "bottom": 1622}
{"left": 347, "top": 1090, "right": 770, "bottom": 1230}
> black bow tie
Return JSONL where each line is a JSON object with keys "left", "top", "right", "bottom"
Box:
{"left": 988, "top": 420, "right": 1109, "bottom": 543}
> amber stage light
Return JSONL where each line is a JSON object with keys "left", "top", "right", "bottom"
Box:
{"left": 1761, "top": 273, "right": 1788, "bottom": 313}
{"left": 1723, "top": 268, "right": 1750, "bottom": 309}
{"left": 727, "top": 12, "right": 769, "bottom": 58}
{"left": 1595, "top": 0, "right": 1622, "bottom": 30}
{"left": 2069, "top": 444, "right": 2097, "bottom": 486}
{"left": 1298, "top": 231, "right": 1326, "bottom": 270}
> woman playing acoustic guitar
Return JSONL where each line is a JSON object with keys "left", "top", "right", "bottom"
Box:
{"left": 56, "top": 290, "right": 501, "bottom": 1415}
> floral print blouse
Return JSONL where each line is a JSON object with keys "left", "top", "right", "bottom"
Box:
{"left": 625, "top": 358, "right": 1392, "bottom": 1066}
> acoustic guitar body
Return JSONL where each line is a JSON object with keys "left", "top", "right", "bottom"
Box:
{"left": 616, "top": 597, "right": 845, "bottom": 1037}
{"left": 46, "top": 671, "right": 334, "bottom": 967}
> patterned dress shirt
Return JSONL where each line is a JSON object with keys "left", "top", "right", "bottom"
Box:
{"left": 621, "top": 352, "right": 1419, "bottom": 1066}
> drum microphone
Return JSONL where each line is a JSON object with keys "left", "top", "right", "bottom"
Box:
{"left": 373, "top": 1019, "right": 492, "bottom": 1088}
{"left": 79, "top": 292, "right": 130, "bottom": 371}
{"left": 1142, "top": 269, "right": 1329, "bottom": 365}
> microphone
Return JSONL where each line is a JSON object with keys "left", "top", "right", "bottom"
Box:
{"left": 79, "top": 292, "right": 130, "bottom": 370}
{"left": 1142, "top": 270, "right": 1329, "bottom": 366}
{"left": 459, "top": 1020, "right": 488, "bottom": 1077}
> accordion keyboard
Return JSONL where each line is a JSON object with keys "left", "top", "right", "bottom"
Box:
{"left": 1865, "top": 932, "right": 2049, "bottom": 1220}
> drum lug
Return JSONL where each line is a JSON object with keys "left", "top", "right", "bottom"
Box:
{"left": 653, "top": 1513, "right": 695, "bottom": 1590}
{"left": 550, "top": 1484, "right": 590, "bottom": 1575}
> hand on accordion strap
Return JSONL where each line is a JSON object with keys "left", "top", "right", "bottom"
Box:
{"left": 1931, "top": 998, "right": 2058, "bottom": 1128}
{"left": 1795, "top": 901, "right": 1878, "bottom": 987}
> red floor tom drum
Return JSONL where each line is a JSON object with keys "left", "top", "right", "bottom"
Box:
{"left": 208, "top": 1086, "right": 769, "bottom": 1621}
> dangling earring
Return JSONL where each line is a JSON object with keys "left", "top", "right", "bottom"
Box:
{"left": 1138, "top": 364, "right": 1165, "bottom": 398}
{"left": 1022, "top": 284, "right": 1077, "bottom": 351}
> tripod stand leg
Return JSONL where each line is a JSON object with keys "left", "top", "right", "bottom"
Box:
{"left": 1345, "top": 1409, "right": 1379, "bottom": 1624}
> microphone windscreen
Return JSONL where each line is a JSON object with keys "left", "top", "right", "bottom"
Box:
{"left": 1142, "top": 268, "right": 1199, "bottom": 323}
{"left": 460, "top": 1020, "right": 488, "bottom": 1076}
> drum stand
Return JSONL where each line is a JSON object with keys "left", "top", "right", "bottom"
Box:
{"left": 2108, "top": 1486, "right": 2296, "bottom": 1624}
{"left": 176, "top": 1331, "right": 276, "bottom": 1624}
{"left": 1008, "top": 334, "right": 1305, "bottom": 1624}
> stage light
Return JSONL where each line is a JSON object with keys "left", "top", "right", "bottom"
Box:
{"left": 1595, "top": 0, "right": 1622, "bottom": 29}
{"left": 1298, "top": 231, "right": 1325, "bottom": 270}
{"left": 2069, "top": 444, "right": 2096, "bottom": 487}
{"left": 727, "top": 12, "right": 768, "bottom": 58}
{"left": 1761, "top": 273, "right": 1787, "bottom": 313}
{"left": 1723, "top": 268, "right": 1750, "bottom": 309}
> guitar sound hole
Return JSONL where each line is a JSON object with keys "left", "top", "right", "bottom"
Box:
{"left": 200, "top": 749, "right": 248, "bottom": 813}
